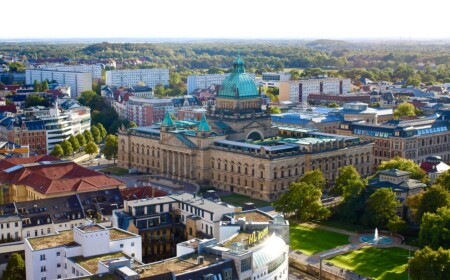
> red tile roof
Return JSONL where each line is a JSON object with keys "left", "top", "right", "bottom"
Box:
{"left": 0, "top": 155, "right": 59, "bottom": 170}
{"left": 0, "top": 157, "right": 125, "bottom": 195}
{"left": 0, "top": 105, "right": 17, "bottom": 113}
{"left": 121, "top": 186, "right": 168, "bottom": 201}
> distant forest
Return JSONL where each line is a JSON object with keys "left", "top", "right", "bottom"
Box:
{"left": 1, "top": 40, "right": 449, "bottom": 84}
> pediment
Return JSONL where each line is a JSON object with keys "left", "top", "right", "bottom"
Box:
{"left": 160, "top": 134, "right": 197, "bottom": 149}
{"left": 242, "top": 121, "right": 264, "bottom": 130}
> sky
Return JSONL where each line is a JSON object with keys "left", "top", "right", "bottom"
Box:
{"left": 1, "top": 0, "right": 449, "bottom": 40}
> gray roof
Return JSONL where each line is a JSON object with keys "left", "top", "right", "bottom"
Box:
{"left": 0, "top": 214, "right": 21, "bottom": 223}
{"left": 170, "top": 193, "right": 235, "bottom": 214}
{"left": 379, "top": 169, "right": 411, "bottom": 177}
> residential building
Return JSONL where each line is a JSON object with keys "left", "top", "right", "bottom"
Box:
{"left": 25, "top": 69, "right": 92, "bottom": 97}
{"left": 187, "top": 73, "right": 256, "bottom": 94}
{"left": 368, "top": 169, "right": 426, "bottom": 216}
{"left": 126, "top": 97, "right": 173, "bottom": 126}
{"left": 113, "top": 191, "right": 238, "bottom": 262}
{"left": 41, "top": 64, "right": 103, "bottom": 80}
{"left": 420, "top": 155, "right": 450, "bottom": 184}
{"left": 262, "top": 72, "right": 291, "bottom": 82}
{"left": 178, "top": 108, "right": 208, "bottom": 121}
{"left": 279, "top": 78, "right": 351, "bottom": 103}
{"left": 335, "top": 114, "right": 450, "bottom": 167}
{"left": 0, "top": 155, "right": 126, "bottom": 203}
{"left": 133, "top": 210, "right": 289, "bottom": 280}
{"left": 0, "top": 214, "right": 22, "bottom": 243}
{"left": 106, "top": 69, "right": 169, "bottom": 88}
{"left": 118, "top": 55, "right": 373, "bottom": 201}
{"left": 24, "top": 225, "right": 142, "bottom": 280}
{"left": 307, "top": 93, "right": 371, "bottom": 105}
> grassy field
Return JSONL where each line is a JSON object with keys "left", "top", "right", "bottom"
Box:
{"left": 314, "top": 220, "right": 369, "bottom": 233}
{"left": 220, "top": 193, "right": 271, "bottom": 208}
{"left": 100, "top": 166, "right": 129, "bottom": 176}
{"left": 290, "top": 223, "right": 350, "bottom": 255}
{"left": 328, "top": 247, "right": 409, "bottom": 280}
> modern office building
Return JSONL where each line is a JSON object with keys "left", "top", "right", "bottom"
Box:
{"left": 118, "top": 55, "right": 373, "bottom": 201}
{"left": 0, "top": 104, "right": 91, "bottom": 154}
{"left": 24, "top": 224, "right": 142, "bottom": 280}
{"left": 187, "top": 73, "right": 256, "bottom": 94}
{"left": 106, "top": 69, "right": 169, "bottom": 88}
{"left": 25, "top": 69, "right": 92, "bottom": 98}
{"left": 279, "top": 78, "right": 351, "bottom": 103}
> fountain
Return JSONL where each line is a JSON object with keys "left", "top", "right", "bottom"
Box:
{"left": 359, "top": 228, "right": 392, "bottom": 245}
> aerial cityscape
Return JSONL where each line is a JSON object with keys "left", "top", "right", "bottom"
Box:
{"left": 0, "top": 1, "right": 449, "bottom": 280}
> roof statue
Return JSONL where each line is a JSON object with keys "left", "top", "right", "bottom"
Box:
{"left": 161, "top": 110, "right": 175, "bottom": 127}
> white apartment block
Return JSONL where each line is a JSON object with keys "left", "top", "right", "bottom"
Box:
{"left": 26, "top": 69, "right": 92, "bottom": 98}
{"left": 187, "top": 73, "right": 257, "bottom": 94}
{"left": 25, "top": 225, "right": 142, "bottom": 280}
{"left": 262, "top": 72, "right": 291, "bottom": 82}
{"left": 106, "top": 69, "right": 169, "bottom": 88}
{"left": 42, "top": 64, "right": 103, "bottom": 80}
{"left": 279, "top": 78, "right": 351, "bottom": 103}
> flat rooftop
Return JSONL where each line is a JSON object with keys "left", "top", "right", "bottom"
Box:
{"left": 138, "top": 253, "right": 220, "bottom": 277}
{"left": 78, "top": 225, "right": 104, "bottom": 232}
{"left": 234, "top": 211, "right": 273, "bottom": 223}
{"left": 28, "top": 230, "right": 77, "bottom": 250}
{"left": 27, "top": 228, "right": 135, "bottom": 250}
{"left": 109, "top": 228, "right": 135, "bottom": 241}
{"left": 71, "top": 252, "right": 137, "bottom": 275}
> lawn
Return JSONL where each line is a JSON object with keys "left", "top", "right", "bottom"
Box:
{"left": 290, "top": 223, "right": 350, "bottom": 255}
{"left": 220, "top": 193, "right": 271, "bottom": 208}
{"left": 328, "top": 247, "right": 409, "bottom": 280}
{"left": 314, "top": 220, "right": 368, "bottom": 233}
{"left": 100, "top": 166, "right": 129, "bottom": 176}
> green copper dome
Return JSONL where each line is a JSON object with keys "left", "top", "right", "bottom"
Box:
{"left": 218, "top": 53, "right": 258, "bottom": 99}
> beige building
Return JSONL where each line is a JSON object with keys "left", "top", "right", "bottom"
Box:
{"left": 118, "top": 56, "right": 373, "bottom": 201}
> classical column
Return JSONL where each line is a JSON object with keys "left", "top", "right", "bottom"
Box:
{"left": 172, "top": 151, "right": 177, "bottom": 177}
{"left": 162, "top": 150, "right": 167, "bottom": 174}
{"left": 183, "top": 154, "right": 188, "bottom": 179}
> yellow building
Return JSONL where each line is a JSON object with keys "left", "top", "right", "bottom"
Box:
{"left": 118, "top": 55, "right": 373, "bottom": 201}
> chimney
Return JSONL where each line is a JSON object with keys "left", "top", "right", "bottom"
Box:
{"left": 152, "top": 187, "right": 155, "bottom": 198}
{"left": 197, "top": 256, "right": 204, "bottom": 265}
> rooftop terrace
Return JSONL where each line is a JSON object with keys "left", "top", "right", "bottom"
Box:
{"left": 137, "top": 253, "right": 220, "bottom": 277}
{"left": 234, "top": 211, "right": 273, "bottom": 223}
{"left": 27, "top": 228, "right": 135, "bottom": 250}
{"left": 72, "top": 252, "right": 127, "bottom": 274}
{"left": 28, "top": 230, "right": 77, "bottom": 250}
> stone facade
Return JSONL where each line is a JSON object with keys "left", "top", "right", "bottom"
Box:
{"left": 118, "top": 56, "right": 374, "bottom": 201}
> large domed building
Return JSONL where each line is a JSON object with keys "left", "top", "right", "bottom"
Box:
{"left": 118, "top": 53, "right": 373, "bottom": 201}
{"left": 208, "top": 54, "right": 277, "bottom": 141}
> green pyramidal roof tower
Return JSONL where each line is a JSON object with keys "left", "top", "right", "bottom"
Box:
{"left": 197, "top": 113, "right": 211, "bottom": 132}
{"left": 161, "top": 110, "right": 175, "bottom": 127}
{"left": 218, "top": 51, "right": 259, "bottom": 99}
